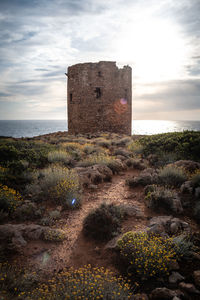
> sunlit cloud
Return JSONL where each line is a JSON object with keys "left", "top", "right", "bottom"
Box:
{"left": 0, "top": 0, "right": 199, "bottom": 120}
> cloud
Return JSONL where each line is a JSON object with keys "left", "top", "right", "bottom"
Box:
{"left": 0, "top": 0, "right": 200, "bottom": 120}
{"left": 134, "top": 79, "right": 200, "bottom": 114}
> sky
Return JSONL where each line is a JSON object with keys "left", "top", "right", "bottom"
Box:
{"left": 0, "top": 0, "right": 200, "bottom": 120}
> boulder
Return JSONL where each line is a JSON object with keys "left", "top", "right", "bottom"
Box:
{"left": 0, "top": 224, "right": 59, "bottom": 253}
{"left": 169, "top": 272, "right": 185, "bottom": 285}
{"left": 150, "top": 287, "right": 177, "bottom": 299}
{"left": 193, "top": 270, "right": 200, "bottom": 287}
{"left": 179, "top": 282, "right": 200, "bottom": 295}
{"left": 148, "top": 216, "right": 190, "bottom": 236}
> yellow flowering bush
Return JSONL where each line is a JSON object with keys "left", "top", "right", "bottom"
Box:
{"left": 117, "top": 231, "right": 177, "bottom": 278}
{"left": 28, "top": 265, "right": 133, "bottom": 299}
{"left": 0, "top": 184, "right": 23, "bottom": 213}
{"left": 43, "top": 229, "right": 65, "bottom": 242}
{"left": 0, "top": 262, "right": 38, "bottom": 299}
{"left": 27, "top": 165, "right": 81, "bottom": 207}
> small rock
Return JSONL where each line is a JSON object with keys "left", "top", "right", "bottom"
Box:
{"left": 104, "top": 235, "right": 122, "bottom": 250}
{"left": 193, "top": 270, "right": 200, "bottom": 287}
{"left": 180, "top": 181, "right": 193, "bottom": 194}
{"left": 169, "top": 272, "right": 185, "bottom": 285}
{"left": 150, "top": 287, "right": 176, "bottom": 299}
{"left": 169, "top": 260, "right": 180, "bottom": 271}
{"left": 179, "top": 282, "right": 200, "bottom": 294}
{"left": 120, "top": 204, "right": 144, "bottom": 218}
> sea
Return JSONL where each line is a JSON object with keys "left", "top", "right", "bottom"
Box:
{"left": 0, "top": 120, "right": 200, "bottom": 138}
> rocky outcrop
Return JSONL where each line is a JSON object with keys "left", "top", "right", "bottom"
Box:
{"left": 0, "top": 224, "right": 64, "bottom": 253}
{"left": 147, "top": 216, "right": 189, "bottom": 236}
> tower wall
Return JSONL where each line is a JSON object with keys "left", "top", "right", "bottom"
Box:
{"left": 67, "top": 61, "right": 132, "bottom": 135}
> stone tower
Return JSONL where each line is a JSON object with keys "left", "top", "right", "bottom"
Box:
{"left": 67, "top": 61, "right": 132, "bottom": 135}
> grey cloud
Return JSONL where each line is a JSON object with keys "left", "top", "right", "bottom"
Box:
{"left": 135, "top": 79, "right": 200, "bottom": 113}
{"left": 0, "top": 92, "right": 11, "bottom": 97}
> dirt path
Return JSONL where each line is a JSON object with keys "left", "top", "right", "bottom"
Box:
{"left": 24, "top": 169, "right": 150, "bottom": 274}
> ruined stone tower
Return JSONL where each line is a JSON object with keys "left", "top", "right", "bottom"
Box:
{"left": 67, "top": 61, "right": 132, "bottom": 135}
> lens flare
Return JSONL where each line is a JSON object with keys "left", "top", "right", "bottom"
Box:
{"left": 120, "top": 98, "right": 127, "bottom": 105}
{"left": 72, "top": 198, "right": 76, "bottom": 205}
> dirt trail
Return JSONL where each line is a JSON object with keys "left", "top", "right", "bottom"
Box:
{"left": 25, "top": 169, "right": 150, "bottom": 273}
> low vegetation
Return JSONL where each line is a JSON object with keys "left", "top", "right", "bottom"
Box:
{"left": 1, "top": 130, "right": 200, "bottom": 299}
{"left": 134, "top": 131, "right": 200, "bottom": 162}
{"left": 26, "top": 165, "right": 81, "bottom": 207}
{"left": 83, "top": 203, "right": 124, "bottom": 241}
{"left": 158, "top": 166, "right": 187, "bottom": 187}
{"left": 117, "top": 231, "right": 177, "bottom": 278}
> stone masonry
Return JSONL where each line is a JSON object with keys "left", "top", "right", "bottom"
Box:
{"left": 66, "top": 61, "right": 132, "bottom": 135}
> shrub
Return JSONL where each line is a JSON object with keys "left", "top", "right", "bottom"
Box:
{"left": 48, "top": 150, "right": 72, "bottom": 165}
{"left": 94, "top": 138, "right": 111, "bottom": 148}
{"left": 117, "top": 231, "right": 177, "bottom": 278}
{"left": 113, "top": 137, "right": 132, "bottom": 146}
{"left": 81, "top": 143, "right": 96, "bottom": 154}
{"left": 0, "top": 184, "right": 23, "bottom": 213}
{"left": 78, "top": 154, "right": 115, "bottom": 168}
{"left": 126, "top": 158, "right": 145, "bottom": 170}
{"left": 26, "top": 165, "right": 80, "bottom": 207}
{"left": 173, "top": 235, "right": 195, "bottom": 260}
{"left": 158, "top": 166, "right": 187, "bottom": 187}
{"left": 43, "top": 228, "right": 65, "bottom": 242}
{"left": 127, "top": 141, "right": 144, "bottom": 155}
{"left": 191, "top": 172, "right": 200, "bottom": 189}
{"left": 83, "top": 203, "right": 124, "bottom": 241}
{"left": 28, "top": 265, "right": 133, "bottom": 299}
{"left": 194, "top": 202, "right": 200, "bottom": 223}
{"left": 0, "top": 139, "right": 54, "bottom": 168}
{"left": 0, "top": 262, "right": 38, "bottom": 298}
{"left": 138, "top": 131, "right": 200, "bottom": 162}
{"left": 145, "top": 185, "right": 178, "bottom": 212}
{"left": 61, "top": 142, "right": 83, "bottom": 160}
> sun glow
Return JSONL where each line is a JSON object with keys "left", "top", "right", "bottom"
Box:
{"left": 114, "top": 17, "right": 189, "bottom": 82}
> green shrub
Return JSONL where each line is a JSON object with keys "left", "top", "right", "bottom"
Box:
{"left": 26, "top": 165, "right": 80, "bottom": 207}
{"left": 127, "top": 141, "right": 144, "bottom": 155}
{"left": 48, "top": 150, "right": 72, "bottom": 165}
{"left": 138, "top": 131, "right": 200, "bottom": 162}
{"left": 83, "top": 203, "right": 124, "bottom": 241}
{"left": 145, "top": 185, "right": 178, "bottom": 212}
{"left": 117, "top": 231, "right": 177, "bottom": 278}
{"left": 113, "top": 137, "right": 132, "bottom": 146}
{"left": 78, "top": 154, "right": 115, "bottom": 168}
{"left": 158, "top": 166, "right": 187, "bottom": 187}
{"left": 191, "top": 172, "right": 200, "bottom": 189}
{"left": 95, "top": 138, "right": 111, "bottom": 148}
{"left": 126, "top": 158, "right": 145, "bottom": 170}
{"left": 0, "top": 184, "right": 23, "bottom": 213}
{"left": 81, "top": 143, "right": 96, "bottom": 154}
{"left": 28, "top": 265, "right": 133, "bottom": 299}
{"left": 173, "top": 235, "right": 195, "bottom": 260}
